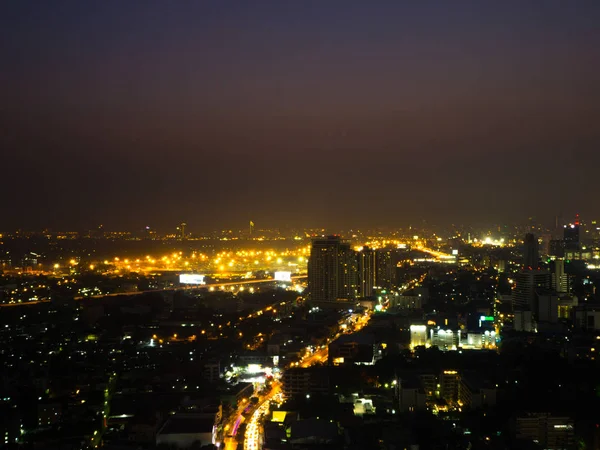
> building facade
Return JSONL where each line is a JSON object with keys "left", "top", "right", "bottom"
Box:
{"left": 308, "top": 236, "right": 358, "bottom": 305}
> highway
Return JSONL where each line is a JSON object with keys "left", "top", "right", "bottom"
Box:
{"left": 415, "top": 246, "right": 455, "bottom": 260}
{"left": 2, "top": 245, "right": 450, "bottom": 308}
{"left": 243, "top": 383, "right": 281, "bottom": 450}
{"left": 222, "top": 382, "right": 282, "bottom": 450}
{"left": 221, "top": 305, "right": 374, "bottom": 449}
{"left": 299, "top": 345, "right": 328, "bottom": 368}
{"left": 294, "top": 309, "right": 373, "bottom": 368}
{"left": 73, "top": 276, "right": 307, "bottom": 300}
{"left": 0, "top": 276, "right": 306, "bottom": 308}
{"left": 222, "top": 401, "right": 247, "bottom": 450}
{"left": 0, "top": 300, "right": 50, "bottom": 307}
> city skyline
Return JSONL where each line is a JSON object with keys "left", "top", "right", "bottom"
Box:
{"left": 3, "top": 3, "right": 600, "bottom": 447}
{"left": 2, "top": 1, "right": 599, "bottom": 230}
{"left": 0, "top": 212, "right": 590, "bottom": 235}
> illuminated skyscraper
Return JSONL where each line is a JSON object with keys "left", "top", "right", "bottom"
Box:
{"left": 563, "top": 223, "right": 580, "bottom": 251}
{"left": 308, "top": 236, "right": 358, "bottom": 305}
{"left": 357, "top": 246, "right": 376, "bottom": 298}
{"left": 375, "top": 247, "right": 397, "bottom": 289}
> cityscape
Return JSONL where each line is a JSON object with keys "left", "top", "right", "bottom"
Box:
{"left": 2, "top": 218, "right": 600, "bottom": 449}
{"left": 2, "top": 1, "right": 600, "bottom": 450}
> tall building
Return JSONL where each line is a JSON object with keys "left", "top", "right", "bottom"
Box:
{"left": 549, "top": 239, "right": 565, "bottom": 258}
{"left": 511, "top": 270, "right": 551, "bottom": 312}
{"left": 537, "top": 292, "right": 559, "bottom": 323}
{"left": 339, "top": 243, "right": 359, "bottom": 300}
{"left": 357, "top": 246, "right": 376, "bottom": 298}
{"left": 177, "top": 222, "right": 187, "bottom": 240}
{"left": 308, "top": 236, "right": 358, "bottom": 305}
{"left": 439, "top": 370, "right": 460, "bottom": 404}
{"left": 552, "top": 259, "right": 571, "bottom": 294}
{"left": 375, "top": 247, "right": 397, "bottom": 289}
{"left": 514, "top": 310, "right": 533, "bottom": 332}
{"left": 563, "top": 223, "right": 580, "bottom": 251}
{"left": 523, "top": 233, "right": 539, "bottom": 269}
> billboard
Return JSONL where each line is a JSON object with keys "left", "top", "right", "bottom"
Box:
{"left": 179, "top": 274, "right": 205, "bottom": 285}
{"left": 274, "top": 271, "right": 292, "bottom": 282}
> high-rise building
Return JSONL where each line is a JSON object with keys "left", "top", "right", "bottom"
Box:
{"left": 308, "top": 236, "right": 358, "bottom": 305}
{"left": 375, "top": 247, "right": 397, "bottom": 289}
{"left": 511, "top": 270, "right": 551, "bottom": 312}
{"left": 177, "top": 222, "right": 187, "bottom": 240}
{"left": 523, "top": 233, "right": 539, "bottom": 269}
{"left": 552, "top": 259, "right": 571, "bottom": 294}
{"left": 357, "top": 246, "right": 376, "bottom": 298}
{"left": 563, "top": 223, "right": 580, "bottom": 251}
{"left": 514, "top": 309, "right": 533, "bottom": 332}
{"left": 537, "top": 292, "right": 559, "bottom": 323}
{"left": 549, "top": 239, "right": 565, "bottom": 258}
{"left": 339, "top": 243, "right": 359, "bottom": 300}
{"left": 439, "top": 370, "right": 460, "bottom": 404}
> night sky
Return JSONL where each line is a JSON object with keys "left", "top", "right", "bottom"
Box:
{"left": 2, "top": 1, "right": 599, "bottom": 231}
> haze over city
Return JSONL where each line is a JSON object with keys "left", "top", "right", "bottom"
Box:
{"left": 2, "top": 0, "right": 599, "bottom": 231}
{"left": 5, "top": 2, "right": 600, "bottom": 449}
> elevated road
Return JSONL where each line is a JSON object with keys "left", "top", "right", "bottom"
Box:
{"left": 74, "top": 275, "right": 307, "bottom": 300}
{"left": 0, "top": 276, "right": 306, "bottom": 307}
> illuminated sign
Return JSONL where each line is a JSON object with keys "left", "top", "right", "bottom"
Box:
{"left": 179, "top": 274, "right": 205, "bottom": 285}
{"left": 480, "top": 316, "right": 494, "bottom": 322}
{"left": 452, "top": 249, "right": 459, "bottom": 255}
{"left": 274, "top": 271, "right": 292, "bottom": 282}
{"left": 272, "top": 411, "right": 288, "bottom": 423}
{"left": 246, "top": 364, "right": 263, "bottom": 374}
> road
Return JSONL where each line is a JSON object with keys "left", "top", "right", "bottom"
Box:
{"left": 222, "top": 404, "right": 246, "bottom": 450}
{"left": 0, "top": 277, "right": 301, "bottom": 308}
{"left": 73, "top": 276, "right": 307, "bottom": 300}
{"left": 415, "top": 246, "right": 455, "bottom": 260}
{"left": 222, "top": 382, "right": 282, "bottom": 450}
{"left": 0, "top": 300, "right": 50, "bottom": 307}
{"left": 0, "top": 276, "right": 307, "bottom": 307}
{"left": 243, "top": 383, "right": 281, "bottom": 450}
{"left": 221, "top": 308, "right": 374, "bottom": 448}
{"left": 293, "top": 310, "right": 373, "bottom": 368}
{"left": 299, "top": 345, "right": 328, "bottom": 368}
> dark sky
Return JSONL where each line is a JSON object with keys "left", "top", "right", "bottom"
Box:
{"left": 1, "top": 1, "right": 599, "bottom": 232}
